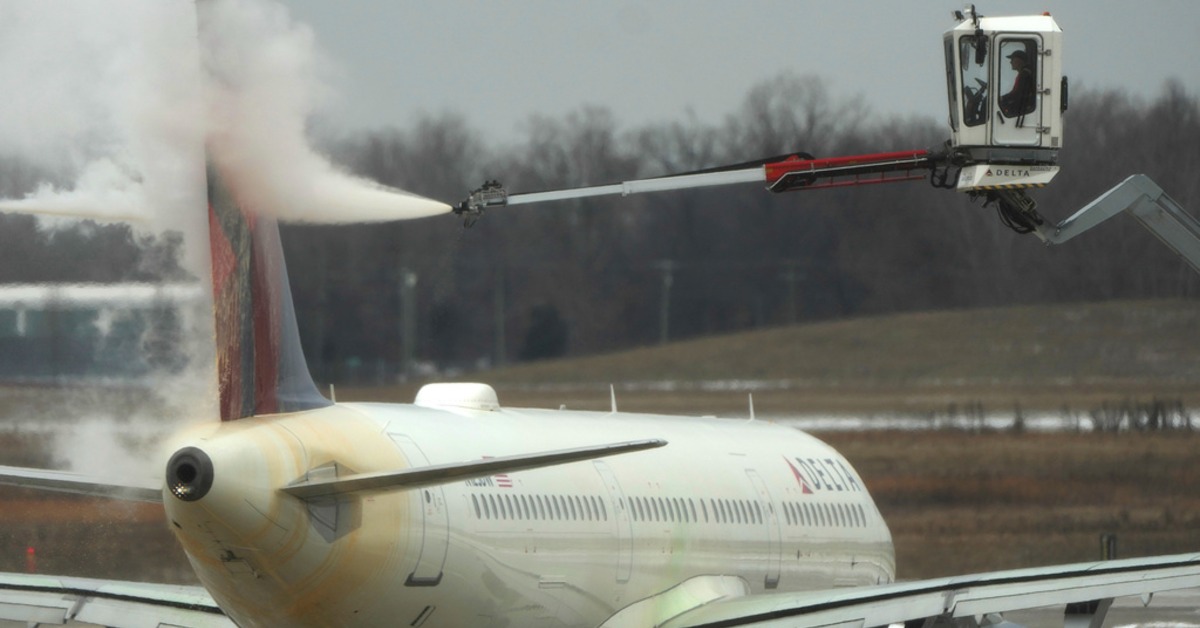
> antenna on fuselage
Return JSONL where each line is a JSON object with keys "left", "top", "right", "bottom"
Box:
{"left": 610, "top": 384, "right": 618, "bottom": 413}
{"left": 748, "top": 393, "right": 756, "bottom": 421}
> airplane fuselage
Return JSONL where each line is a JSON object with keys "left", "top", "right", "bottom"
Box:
{"left": 162, "top": 396, "right": 894, "bottom": 627}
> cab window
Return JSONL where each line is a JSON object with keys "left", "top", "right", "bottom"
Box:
{"left": 998, "top": 39, "right": 1038, "bottom": 119}
{"left": 959, "top": 35, "right": 989, "bottom": 127}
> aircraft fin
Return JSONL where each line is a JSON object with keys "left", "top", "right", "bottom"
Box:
{"left": 0, "top": 464, "right": 161, "bottom": 503}
{"left": 281, "top": 438, "right": 666, "bottom": 500}
{"left": 206, "top": 161, "right": 331, "bottom": 421}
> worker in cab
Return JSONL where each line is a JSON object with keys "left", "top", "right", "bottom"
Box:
{"left": 1000, "top": 49, "right": 1035, "bottom": 119}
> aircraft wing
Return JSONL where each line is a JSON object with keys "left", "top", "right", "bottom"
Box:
{"left": 0, "top": 464, "right": 161, "bottom": 502}
{"left": 662, "top": 552, "right": 1200, "bottom": 627}
{"left": 0, "top": 572, "right": 233, "bottom": 627}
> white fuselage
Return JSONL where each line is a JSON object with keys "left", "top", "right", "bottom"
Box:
{"left": 162, "top": 401, "right": 894, "bottom": 628}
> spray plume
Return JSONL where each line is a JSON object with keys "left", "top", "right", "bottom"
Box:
{"left": 0, "top": 0, "right": 450, "bottom": 224}
{"left": 0, "top": 0, "right": 448, "bottom": 480}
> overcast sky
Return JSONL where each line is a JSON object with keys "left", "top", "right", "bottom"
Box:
{"left": 282, "top": 1, "right": 1199, "bottom": 144}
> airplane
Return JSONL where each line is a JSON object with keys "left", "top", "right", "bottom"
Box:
{"left": 2, "top": 4, "right": 1200, "bottom": 628}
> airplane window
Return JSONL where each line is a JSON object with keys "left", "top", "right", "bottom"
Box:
{"left": 519, "top": 495, "right": 530, "bottom": 520}
{"left": 537, "top": 495, "right": 547, "bottom": 520}
{"left": 736, "top": 501, "right": 747, "bottom": 525}
{"left": 669, "top": 498, "right": 679, "bottom": 523}
{"left": 753, "top": 502, "right": 762, "bottom": 525}
{"left": 488, "top": 495, "right": 499, "bottom": 520}
{"left": 569, "top": 496, "right": 578, "bottom": 521}
{"left": 633, "top": 498, "right": 642, "bottom": 521}
{"left": 472, "top": 495, "right": 481, "bottom": 519}
{"left": 504, "top": 495, "right": 515, "bottom": 520}
{"left": 700, "top": 499, "right": 709, "bottom": 523}
{"left": 721, "top": 500, "right": 731, "bottom": 524}
{"left": 598, "top": 496, "right": 607, "bottom": 521}
{"left": 688, "top": 499, "right": 698, "bottom": 523}
{"left": 552, "top": 496, "right": 563, "bottom": 520}
{"left": 583, "top": 496, "right": 593, "bottom": 521}
{"left": 822, "top": 504, "right": 831, "bottom": 527}
{"left": 858, "top": 504, "right": 866, "bottom": 526}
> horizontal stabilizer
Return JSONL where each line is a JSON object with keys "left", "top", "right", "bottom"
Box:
{"left": 0, "top": 465, "right": 161, "bottom": 503}
{"left": 282, "top": 438, "right": 667, "bottom": 500}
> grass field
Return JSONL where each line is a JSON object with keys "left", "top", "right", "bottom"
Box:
{"left": 343, "top": 299, "right": 1200, "bottom": 417}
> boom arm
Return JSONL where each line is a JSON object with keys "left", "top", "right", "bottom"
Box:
{"left": 455, "top": 149, "right": 939, "bottom": 224}
{"left": 1034, "top": 174, "right": 1200, "bottom": 274}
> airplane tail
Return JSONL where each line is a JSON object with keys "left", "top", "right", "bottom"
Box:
{"left": 206, "top": 161, "right": 331, "bottom": 421}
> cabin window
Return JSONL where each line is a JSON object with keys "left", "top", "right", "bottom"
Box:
{"left": 536, "top": 495, "right": 547, "bottom": 520}
{"left": 551, "top": 496, "right": 562, "bottom": 520}
{"left": 487, "top": 495, "right": 499, "bottom": 520}
{"left": 471, "top": 495, "right": 481, "bottom": 519}
{"left": 753, "top": 501, "right": 762, "bottom": 525}
{"left": 688, "top": 499, "right": 698, "bottom": 523}
{"left": 700, "top": 499, "right": 709, "bottom": 523}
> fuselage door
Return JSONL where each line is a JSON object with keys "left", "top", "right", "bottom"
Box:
{"left": 389, "top": 433, "right": 449, "bottom": 586}
{"left": 593, "top": 460, "right": 633, "bottom": 583}
{"left": 746, "top": 469, "right": 782, "bottom": 589}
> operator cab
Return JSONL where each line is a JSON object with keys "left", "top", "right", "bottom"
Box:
{"left": 944, "top": 6, "right": 1065, "bottom": 193}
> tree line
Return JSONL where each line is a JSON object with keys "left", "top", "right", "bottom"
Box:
{"left": 1, "top": 74, "right": 1197, "bottom": 383}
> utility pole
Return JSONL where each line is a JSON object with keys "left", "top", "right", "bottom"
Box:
{"left": 780, "top": 260, "right": 801, "bottom": 325}
{"left": 399, "top": 268, "right": 418, "bottom": 379}
{"left": 654, "top": 260, "right": 675, "bottom": 345}
{"left": 493, "top": 266, "right": 506, "bottom": 367}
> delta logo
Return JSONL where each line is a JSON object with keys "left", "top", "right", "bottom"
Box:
{"left": 784, "top": 456, "right": 863, "bottom": 493}
{"left": 984, "top": 167, "right": 1032, "bottom": 178}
